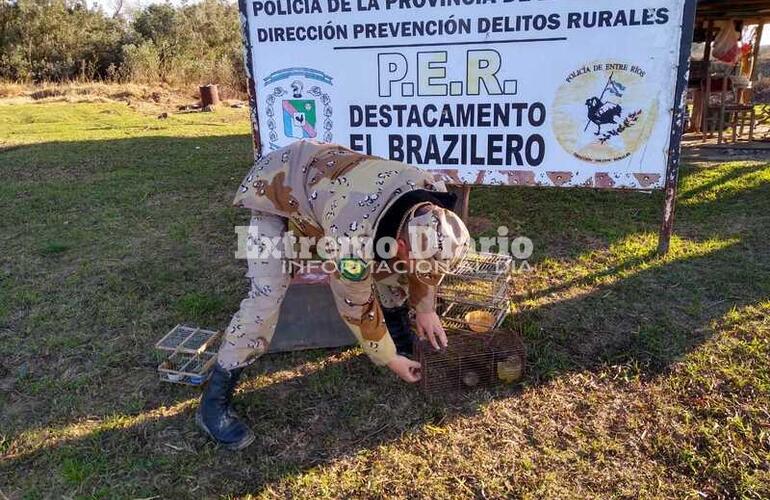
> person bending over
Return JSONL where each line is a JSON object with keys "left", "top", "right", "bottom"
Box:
{"left": 197, "top": 140, "right": 470, "bottom": 450}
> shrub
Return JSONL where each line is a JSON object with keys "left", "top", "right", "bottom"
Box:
{"left": 0, "top": 0, "right": 246, "bottom": 94}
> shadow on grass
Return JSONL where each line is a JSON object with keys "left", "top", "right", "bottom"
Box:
{"left": 518, "top": 238, "right": 758, "bottom": 379}
{"left": 1, "top": 137, "right": 769, "bottom": 496}
{"left": 678, "top": 161, "right": 768, "bottom": 202}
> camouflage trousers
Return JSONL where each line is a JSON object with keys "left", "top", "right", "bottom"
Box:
{"left": 217, "top": 211, "right": 410, "bottom": 371}
{"left": 217, "top": 212, "right": 291, "bottom": 370}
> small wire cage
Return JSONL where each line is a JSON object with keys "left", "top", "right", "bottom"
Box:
{"left": 436, "top": 251, "right": 512, "bottom": 334}
{"left": 414, "top": 329, "right": 526, "bottom": 393}
{"left": 437, "top": 301, "right": 508, "bottom": 334}
{"left": 418, "top": 251, "right": 526, "bottom": 393}
{"left": 156, "top": 325, "right": 221, "bottom": 386}
{"left": 446, "top": 250, "right": 514, "bottom": 279}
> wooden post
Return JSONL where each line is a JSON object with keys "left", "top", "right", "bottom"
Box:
{"left": 736, "top": 22, "right": 761, "bottom": 104}
{"left": 749, "top": 22, "right": 765, "bottom": 102}
{"left": 750, "top": 22, "right": 765, "bottom": 81}
{"left": 701, "top": 20, "right": 714, "bottom": 139}
{"left": 447, "top": 184, "right": 471, "bottom": 222}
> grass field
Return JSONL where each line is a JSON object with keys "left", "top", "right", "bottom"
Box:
{"left": 0, "top": 100, "right": 769, "bottom": 499}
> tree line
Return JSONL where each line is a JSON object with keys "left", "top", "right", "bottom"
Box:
{"left": 0, "top": 0, "right": 244, "bottom": 90}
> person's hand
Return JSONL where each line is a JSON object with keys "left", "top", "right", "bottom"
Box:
{"left": 415, "top": 311, "right": 448, "bottom": 351}
{"left": 387, "top": 355, "right": 422, "bottom": 383}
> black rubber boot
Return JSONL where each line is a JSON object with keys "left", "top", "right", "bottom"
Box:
{"left": 196, "top": 364, "right": 255, "bottom": 451}
{"left": 382, "top": 304, "right": 416, "bottom": 356}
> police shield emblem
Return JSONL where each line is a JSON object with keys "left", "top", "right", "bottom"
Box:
{"left": 263, "top": 68, "right": 333, "bottom": 150}
{"left": 282, "top": 99, "right": 317, "bottom": 139}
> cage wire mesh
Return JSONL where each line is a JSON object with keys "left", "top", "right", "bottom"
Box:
{"left": 156, "top": 325, "right": 221, "bottom": 386}
{"left": 415, "top": 330, "right": 526, "bottom": 393}
{"left": 418, "top": 251, "right": 526, "bottom": 393}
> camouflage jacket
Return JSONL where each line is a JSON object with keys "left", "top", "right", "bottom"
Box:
{"left": 233, "top": 140, "right": 448, "bottom": 366}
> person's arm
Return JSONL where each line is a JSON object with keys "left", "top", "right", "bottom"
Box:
{"left": 329, "top": 271, "right": 394, "bottom": 365}
{"left": 329, "top": 271, "right": 421, "bottom": 382}
{"left": 407, "top": 275, "right": 448, "bottom": 350}
{"left": 407, "top": 273, "right": 435, "bottom": 314}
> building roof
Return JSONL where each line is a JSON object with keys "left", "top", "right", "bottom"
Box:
{"left": 697, "top": 0, "right": 770, "bottom": 21}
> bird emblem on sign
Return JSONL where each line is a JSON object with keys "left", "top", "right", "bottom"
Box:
{"left": 584, "top": 73, "right": 625, "bottom": 135}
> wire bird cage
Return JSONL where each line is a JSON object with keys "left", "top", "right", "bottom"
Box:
{"left": 437, "top": 251, "right": 512, "bottom": 333}
{"left": 156, "top": 325, "right": 222, "bottom": 386}
{"left": 415, "top": 330, "right": 526, "bottom": 393}
{"left": 416, "top": 251, "right": 526, "bottom": 393}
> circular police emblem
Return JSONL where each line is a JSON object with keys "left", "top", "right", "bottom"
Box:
{"left": 552, "top": 61, "right": 658, "bottom": 163}
{"left": 339, "top": 258, "right": 369, "bottom": 282}
{"left": 262, "top": 67, "right": 334, "bottom": 151}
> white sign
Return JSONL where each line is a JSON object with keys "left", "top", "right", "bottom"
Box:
{"left": 240, "top": 0, "right": 695, "bottom": 189}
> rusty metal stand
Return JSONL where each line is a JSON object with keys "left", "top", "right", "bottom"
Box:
{"left": 658, "top": 0, "right": 698, "bottom": 256}
{"left": 658, "top": 169, "right": 679, "bottom": 256}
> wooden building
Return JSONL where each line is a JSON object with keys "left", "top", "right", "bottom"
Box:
{"left": 690, "top": 0, "right": 770, "bottom": 143}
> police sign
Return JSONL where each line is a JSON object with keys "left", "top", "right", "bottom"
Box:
{"left": 238, "top": 0, "right": 697, "bottom": 190}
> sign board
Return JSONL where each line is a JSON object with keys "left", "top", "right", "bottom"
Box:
{"left": 238, "top": 0, "right": 697, "bottom": 190}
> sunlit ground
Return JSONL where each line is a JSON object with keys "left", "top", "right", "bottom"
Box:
{"left": 0, "top": 101, "right": 768, "bottom": 498}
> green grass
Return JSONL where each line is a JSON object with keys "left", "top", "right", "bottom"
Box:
{"left": 1, "top": 100, "right": 769, "bottom": 498}
{"left": 176, "top": 292, "right": 227, "bottom": 323}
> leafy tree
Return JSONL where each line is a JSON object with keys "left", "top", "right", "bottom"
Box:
{"left": 0, "top": 0, "right": 127, "bottom": 81}
{"left": 0, "top": 0, "right": 245, "bottom": 91}
{"left": 132, "top": 3, "right": 188, "bottom": 81}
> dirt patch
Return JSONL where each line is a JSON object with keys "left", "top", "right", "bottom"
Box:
{"left": 29, "top": 88, "right": 67, "bottom": 100}
{"left": 682, "top": 145, "right": 770, "bottom": 163}
{"left": 0, "top": 83, "right": 246, "bottom": 111}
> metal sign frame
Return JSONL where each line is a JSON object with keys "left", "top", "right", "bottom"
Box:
{"left": 658, "top": 0, "right": 698, "bottom": 254}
